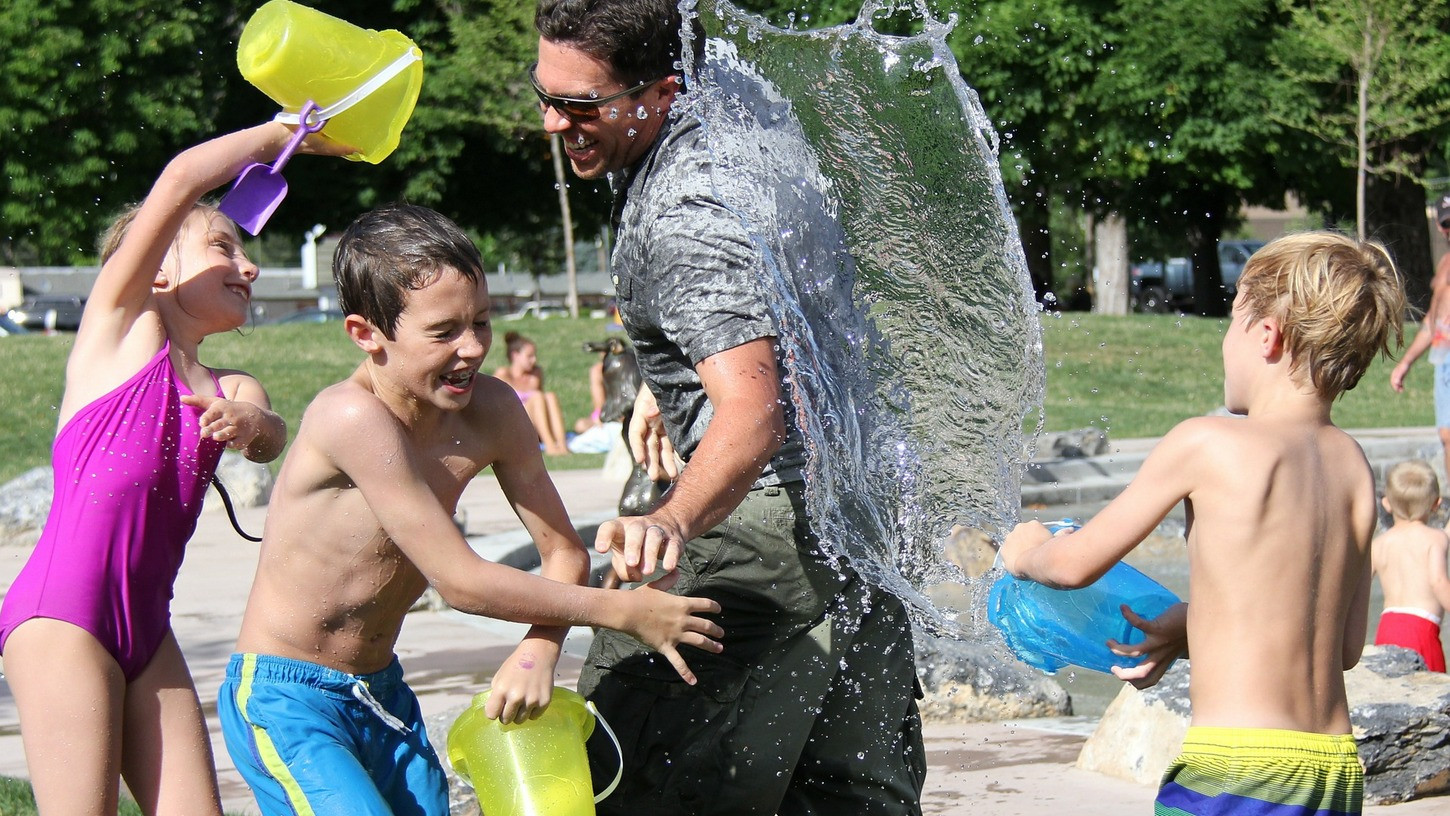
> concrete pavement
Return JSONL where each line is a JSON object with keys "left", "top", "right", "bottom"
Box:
{"left": 0, "top": 431, "right": 1446, "bottom": 814}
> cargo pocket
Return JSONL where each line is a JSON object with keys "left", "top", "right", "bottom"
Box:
{"left": 585, "top": 644, "right": 752, "bottom": 816}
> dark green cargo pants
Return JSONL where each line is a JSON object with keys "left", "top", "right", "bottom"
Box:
{"left": 579, "top": 481, "right": 926, "bottom": 815}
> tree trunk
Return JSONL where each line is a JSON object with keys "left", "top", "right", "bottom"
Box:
{"left": 1188, "top": 191, "right": 1230, "bottom": 317}
{"left": 1366, "top": 169, "right": 1433, "bottom": 311}
{"left": 1016, "top": 182, "right": 1053, "bottom": 301}
{"left": 1092, "top": 213, "right": 1130, "bottom": 316}
{"left": 550, "top": 133, "right": 579, "bottom": 318}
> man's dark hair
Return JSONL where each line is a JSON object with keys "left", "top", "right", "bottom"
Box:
{"left": 333, "top": 203, "right": 484, "bottom": 339}
{"left": 535, "top": 0, "right": 704, "bottom": 84}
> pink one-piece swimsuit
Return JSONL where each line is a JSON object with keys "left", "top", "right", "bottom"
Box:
{"left": 0, "top": 342, "right": 225, "bottom": 680}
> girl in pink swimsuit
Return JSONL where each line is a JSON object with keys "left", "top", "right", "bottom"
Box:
{"left": 0, "top": 125, "right": 349, "bottom": 816}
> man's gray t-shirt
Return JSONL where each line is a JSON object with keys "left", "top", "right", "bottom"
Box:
{"left": 609, "top": 113, "right": 805, "bottom": 487}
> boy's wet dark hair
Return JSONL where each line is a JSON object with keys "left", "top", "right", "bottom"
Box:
{"left": 535, "top": 0, "right": 705, "bottom": 84}
{"left": 333, "top": 203, "right": 485, "bottom": 339}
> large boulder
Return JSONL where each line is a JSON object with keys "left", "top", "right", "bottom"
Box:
{"left": 0, "top": 467, "right": 51, "bottom": 548}
{"left": 1075, "top": 647, "right": 1450, "bottom": 805}
{"left": 1351, "top": 647, "right": 1450, "bottom": 804}
{"left": 916, "top": 633, "right": 1072, "bottom": 722}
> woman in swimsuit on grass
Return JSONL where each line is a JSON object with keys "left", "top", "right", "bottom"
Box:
{"left": 494, "top": 330, "right": 570, "bottom": 455}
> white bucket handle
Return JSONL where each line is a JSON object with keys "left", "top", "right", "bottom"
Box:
{"left": 587, "top": 700, "right": 624, "bottom": 802}
{"left": 272, "top": 48, "right": 421, "bottom": 128}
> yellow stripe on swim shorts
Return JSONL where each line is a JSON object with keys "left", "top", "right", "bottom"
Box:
{"left": 238, "top": 653, "right": 315, "bottom": 816}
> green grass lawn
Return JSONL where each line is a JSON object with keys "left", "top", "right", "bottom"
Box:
{"left": 0, "top": 312, "right": 1434, "bottom": 485}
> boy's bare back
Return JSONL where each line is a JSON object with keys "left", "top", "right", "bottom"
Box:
{"left": 234, "top": 364, "right": 557, "bottom": 675}
{"left": 1373, "top": 521, "right": 1450, "bottom": 618}
{"left": 1168, "top": 413, "right": 1374, "bottom": 734}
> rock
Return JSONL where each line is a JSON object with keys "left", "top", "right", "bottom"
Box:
{"left": 424, "top": 704, "right": 481, "bottom": 816}
{"left": 916, "top": 633, "right": 1072, "bottom": 722}
{"left": 943, "top": 526, "right": 995, "bottom": 579}
{"left": 0, "top": 467, "right": 52, "bottom": 548}
{"left": 1074, "top": 648, "right": 1450, "bottom": 805}
{"left": 206, "top": 451, "right": 275, "bottom": 509}
{"left": 1350, "top": 648, "right": 1450, "bottom": 805}
{"left": 1075, "top": 661, "right": 1190, "bottom": 785}
{"left": 1032, "top": 428, "right": 1109, "bottom": 459}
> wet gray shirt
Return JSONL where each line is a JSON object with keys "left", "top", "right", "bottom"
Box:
{"left": 609, "top": 113, "right": 806, "bottom": 487}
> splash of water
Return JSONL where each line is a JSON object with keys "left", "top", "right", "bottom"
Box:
{"left": 682, "top": 1, "right": 1043, "bottom": 640}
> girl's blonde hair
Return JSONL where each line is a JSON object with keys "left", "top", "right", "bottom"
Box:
{"left": 98, "top": 201, "right": 222, "bottom": 265}
{"left": 1236, "top": 231, "right": 1407, "bottom": 401}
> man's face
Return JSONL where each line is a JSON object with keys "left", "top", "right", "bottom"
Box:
{"left": 533, "top": 38, "right": 678, "bottom": 180}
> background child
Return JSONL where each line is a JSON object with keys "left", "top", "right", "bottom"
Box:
{"left": 219, "top": 203, "right": 722, "bottom": 816}
{"left": 1372, "top": 459, "right": 1450, "bottom": 671}
{"left": 494, "top": 330, "right": 570, "bottom": 455}
{"left": 0, "top": 123, "right": 348, "bottom": 816}
{"left": 1002, "top": 231, "right": 1406, "bottom": 816}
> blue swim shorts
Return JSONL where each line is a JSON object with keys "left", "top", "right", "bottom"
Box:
{"left": 219, "top": 653, "right": 449, "bottom": 816}
{"left": 1435, "top": 359, "right": 1450, "bottom": 429}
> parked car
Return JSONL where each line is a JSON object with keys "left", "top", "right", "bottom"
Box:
{"left": 265, "top": 307, "right": 345, "bottom": 325}
{"left": 0, "top": 313, "right": 31, "bottom": 336}
{"left": 8, "top": 295, "right": 85, "bottom": 331}
{"left": 1131, "top": 239, "right": 1265, "bottom": 313}
{"left": 501, "top": 300, "right": 570, "bottom": 321}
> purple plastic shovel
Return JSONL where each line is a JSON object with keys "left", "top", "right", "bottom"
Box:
{"left": 219, "top": 101, "right": 326, "bottom": 235}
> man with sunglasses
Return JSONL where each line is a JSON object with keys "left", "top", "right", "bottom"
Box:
{"left": 533, "top": 1, "right": 925, "bottom": 814}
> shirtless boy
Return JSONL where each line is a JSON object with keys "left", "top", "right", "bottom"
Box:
{"left": 1372, "top": 459, "right": 1450, "bottom": 672}
{"left": 1003, "top": 232, "right": 1406, "bottom": 815}
{"left": 218, "top": 203, "right": 722, "bottom": 816}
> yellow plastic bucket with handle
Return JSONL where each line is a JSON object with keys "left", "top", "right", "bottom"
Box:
{"left": 447, "top": 687, "right": 622, "bottom": 816}
{"left": 236, "top": 0, "right": 423, "bottom": 163}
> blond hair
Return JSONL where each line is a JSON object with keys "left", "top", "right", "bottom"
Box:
{"left": 1236, "top": 231, "right": 1407, "bottom": 400}
{"left": 97, "top": 201, "right": 222, "bottom": 265}
{"left": 1384, "top": 459, "right": 1440, "bottom": 522}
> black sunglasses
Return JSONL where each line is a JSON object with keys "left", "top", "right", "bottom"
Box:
{"left": 527, "top": 63, "right": 660, "bottom": 123}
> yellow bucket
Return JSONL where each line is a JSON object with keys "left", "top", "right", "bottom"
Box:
{"left": 236, "top": 0, "right": 423, "bottom": 163}
{"left": 447, "top": 687, "right": 622, "bottom": 816}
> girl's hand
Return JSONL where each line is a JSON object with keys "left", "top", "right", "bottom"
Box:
{"left": 181, "top": 394, "right": 279, "bottom": 455}
{"left": 484, "top": 641, "right": 561, "bottom": 724}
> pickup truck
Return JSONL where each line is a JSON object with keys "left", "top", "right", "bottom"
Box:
{"left": 1131, "top": 239, "right": 1265, "bottom": 313}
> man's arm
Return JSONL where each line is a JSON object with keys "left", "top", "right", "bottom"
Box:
{"left": 595, "top": 336, "right": 786, "bottom": 582}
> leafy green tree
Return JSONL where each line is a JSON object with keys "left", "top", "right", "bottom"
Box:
{"left": 0, "top": 0, "right": 250, "bottom": 263}
{"left": 1270, "top": 0, "right": 1450, "bottom": 241}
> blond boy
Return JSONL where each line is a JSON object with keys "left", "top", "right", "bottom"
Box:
{"left": 1372, "top": 459, "right": 1450, "bottom": 672}
{"left": 1002, "top": 232, "right": 1407, "bottom": 815}
{"left": 218, "top": 204, "right": 722, "bottom": 816}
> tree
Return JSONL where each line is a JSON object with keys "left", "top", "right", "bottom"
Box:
{"left": 1270, "top": 0, "right": 1450, "bottom": 240}
{"left": 0, "top": 0, "right": 250, "bottom": 263}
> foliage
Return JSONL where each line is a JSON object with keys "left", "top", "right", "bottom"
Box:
{"left": 0, "top": 0, "right": 248, "bottom": 263}
{"left": 1269, "top": 0, "right": 1450, "bottom": 237}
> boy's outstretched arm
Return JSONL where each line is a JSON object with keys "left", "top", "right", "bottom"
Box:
{"left": 315, "top": 390, "right": 724, "bottom": 683}
{"left": 1002, "top": 419, "right": 1205, "bottom": 587}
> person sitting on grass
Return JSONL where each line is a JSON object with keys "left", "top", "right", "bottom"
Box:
{"left": 1371, "top": 458, "right": 1450, "bottom": 672}
{"left": 494, "top": 330, "right": 571, "bottom": 455}
{"left": 1003, "top": 231, "right": 1407, "bottom": 816}
{"left": 218, "top": 203, "right": 723, "bottom": 816}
